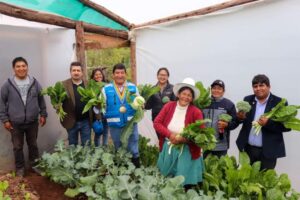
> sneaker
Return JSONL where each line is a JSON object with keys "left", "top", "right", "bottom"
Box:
{"left": 16, "top": 168, "right": 25, "bottom": 177}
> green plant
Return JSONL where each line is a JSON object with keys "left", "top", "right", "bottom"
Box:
{"left": 41, "top": 81, "right": 67, "bottom": 121}
{"left": 236, "top": 101, "right": 251, "bottom": 113}
{"left": 138, "top": 136, "right": 159, "bottom": 167}
{"left": 203, "top": 152, "right": 300, "bottom": 199}
{"left": 194, "top": 81, "right": 211, "bottom": 109}
{"left": 252, "top": 98, "right": 300, "bottom": 134}
{"left": 77, "top": 79, "right": 106, "bottom": 114}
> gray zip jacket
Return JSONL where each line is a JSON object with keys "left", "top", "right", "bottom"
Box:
{"left": 0, "top": 76, "right": 47, "bottom": 125}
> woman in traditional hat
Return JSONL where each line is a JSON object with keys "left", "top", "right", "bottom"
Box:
{"left": 154, "top": 77, "right": 205, "bottom": 189}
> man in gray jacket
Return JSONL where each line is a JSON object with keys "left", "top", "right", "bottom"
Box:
{"left": 0, "top": 57, "right": 47, "bottom": 176}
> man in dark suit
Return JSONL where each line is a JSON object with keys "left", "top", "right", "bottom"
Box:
{"left": 236, "top": 74, "right": 290, "bottom": 170}
{"left": 61, "top": 62, "right": 92, "bottom": 146}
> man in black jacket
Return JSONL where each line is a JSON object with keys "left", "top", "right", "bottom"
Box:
{"left": 202, "top": 80, "right": 239, "bottom": 158}
{"left": 236, "top": 74, "right": 290, "bottom": 170}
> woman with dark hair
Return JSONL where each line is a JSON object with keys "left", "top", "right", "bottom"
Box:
{"left": 154, "top": 77, "right": 205, "bottom": 189}
{"left": 145, "top": 68, "right": 176, "bottom": 137}
{"left": 90, "top": 68, "right": 108, "bottom": 146}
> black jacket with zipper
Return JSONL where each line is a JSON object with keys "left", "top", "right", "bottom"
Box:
{"left": 145, "top": 83, "right": 176, "bottom": 121}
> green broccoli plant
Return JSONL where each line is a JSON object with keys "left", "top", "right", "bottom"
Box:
{"left": 236, "top": 101, "right": 251, "bottom": 113}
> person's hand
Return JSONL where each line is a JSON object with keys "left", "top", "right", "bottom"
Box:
{"left": 4, "top": 121, "right": 13, "bottom": 131}
{"left": 169, "top": 133, "right": 179, "bottom": 144}
{"left": 217, "top": 120, "right": 228, "bottom": 130}
{"left": 175, "top": 135, "right": 188, "bottom": 144}
{"left": 258, "top": 116, "right": 268, "bottom": 126}
{"left": 237, "top": 111, "right": 247, "bottom": 121}
{"left": 39, "top": 116, "right": 46, "bottom": 127}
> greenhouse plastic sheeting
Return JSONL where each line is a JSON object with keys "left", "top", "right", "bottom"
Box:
{"left": 0, "top": 0, "right": 128, "bottom": 30}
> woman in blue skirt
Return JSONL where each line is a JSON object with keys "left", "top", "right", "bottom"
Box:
{"left": 154, "top": 77, "right": 205, "bottom": 189}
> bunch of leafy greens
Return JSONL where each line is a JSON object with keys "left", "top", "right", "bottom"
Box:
{"left": 120, "top": 86, "right": 151, "bottom": 149}
{"left": 203, "top": 152, "right": 300, "bottom": 200}
{"left": 41, "top": 81, "right": 67, "bottom": 121}
{"left": 218, "top": 114, "right": 232, "bottom": 122}
{"left": 193, "top": 81, "right": 211, "bottom": 109}
{"left": 253, "top": 98, "right": 300, "bottom": 135}
{"left": 137, "top": 84, "right": 160, "bottom": 102}
{"left": 236, "top": 101, "right": 251, "bottom": 113}
{"left": 37, "top": 140, "right": 227, "bottom": 200}
{"left": 169, "top": 119, "right": 217, "bottom": 155}
{"left": 77, "top": 80, "right": 106, "bottom": 114}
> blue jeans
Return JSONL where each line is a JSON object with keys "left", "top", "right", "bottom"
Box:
{"left": 109, "top": 123, "right": 139, "bottom": 158}
{"left": 94, "top": 120, "right": 109, "bottom": 146}
{"left": 67, "top": 119, "right": 91, "bottom": 146}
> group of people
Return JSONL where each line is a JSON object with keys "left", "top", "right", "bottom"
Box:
{"left": 147, "top": 68, "right": 289, "bottom": 189}
{"left": 0, "top": 57, "right": 289, "bottom": 189}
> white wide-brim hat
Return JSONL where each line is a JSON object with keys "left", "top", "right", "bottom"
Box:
{"left": 173, "top": 77, "right": 200, "bottom": 99}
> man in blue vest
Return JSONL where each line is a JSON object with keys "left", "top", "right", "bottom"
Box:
{"left": 102, "top": 63, "right": 140, "bottom": 167}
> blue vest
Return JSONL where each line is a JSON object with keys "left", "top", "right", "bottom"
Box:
{"left": 104, "top": 82, "right": 137, "bottom": 128}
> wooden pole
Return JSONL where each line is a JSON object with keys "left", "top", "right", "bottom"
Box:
{"left": 75, "top": 22, "right": 87, "bottom": 81}
{"left": 80, "top": 0, "right": 132, "bottom": 29}
{"left": 0, "top": 2, "right": 128, "bottom": 39}
{"left": 130, "top": 41, "right": 137, "bottom": 84}
{"left": 134, "top": 0, "right": 259, "bottom": 28}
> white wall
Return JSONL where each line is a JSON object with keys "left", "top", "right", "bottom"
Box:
{"left": 0, "top": 21, "right": 75, "bottom": 171}
{"left": 135, "top": 0, "right": 300, "bottom": 190}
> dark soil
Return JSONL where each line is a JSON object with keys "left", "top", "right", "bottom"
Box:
{"left": 1, "top": 170, "right": 86, "bottom": 200}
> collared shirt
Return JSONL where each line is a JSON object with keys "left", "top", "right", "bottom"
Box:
{"left": 248, "top": 94, "right": 270, "bottom": 147}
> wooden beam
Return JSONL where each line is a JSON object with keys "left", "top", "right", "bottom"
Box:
{"left": 75, "top": 22, "right": 87, "bottom": 81}
{"left": 0, "top": 2, "right": 128, "bottom": 39}
{"left": 130, "top": 41, "right": 137, "bottom": 84}
{"left": 134, "top": 0, "right": 259, "bottom": 28}
{"left": 80, "top": 0, "right": 132, "bottom": 29}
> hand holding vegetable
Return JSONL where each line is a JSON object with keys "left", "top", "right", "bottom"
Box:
{"left": 218, "top": 114, "right": 232, "bottom": 140}
{"left": 252, "top": 98, "right": 300, "bottom": 135}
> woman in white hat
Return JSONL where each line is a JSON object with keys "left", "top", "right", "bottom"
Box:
{"left": 154, "top": 77, "right": 205, "bottom": 189}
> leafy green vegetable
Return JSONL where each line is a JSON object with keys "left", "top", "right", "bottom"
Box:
{"left": 252, "top": 98, "right": 300, "bottom": 135}
{"left": 236, "top": 101, "right": 251, "bottom": 113}
{"left": 77, "top": 80, "right": 106, "bottom": 114}
{"left": 203, "top": 152, "right": 300, "bottom": 199}
{"left": 193, "top": 81, "right": 211, "bottom": 109}
{"left": 138, "top": 136, "right": 159, "bottom": 167}
{"left": 41, "top": 81, "right": 67, "bottom": 121}
{"left": 137, "top": 84, "right": 160, "bottom": 102}
{"left": 168, "top": 119, "right": 217, "bottom": 155}
{"left": 218, "top": 114, "right": 232, "bottom": 122}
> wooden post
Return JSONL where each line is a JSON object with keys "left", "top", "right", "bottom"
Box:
{"left": 75, "top": 21, "right": 87, "bottom": 80}
{"left": 130, "top": 41, "right": 137, "bottom": 84}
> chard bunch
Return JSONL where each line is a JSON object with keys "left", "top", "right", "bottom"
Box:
{"left": 137, "top": 84, "right": 160, "bottom": 102}
{"left": 168, "top": 119, "right": 216, "bottom": 156}
{"left": 77, "top": 80, "right": 106, "bottom": 114}
{"left": 252, "top": 98, "right": 300, "bottom": 135}
{"left": 236, "top": 101, "right": 251, "bottom": 113}
{"left": 218, "top": 114, "right": 232, "bottom": 139}
{"left": 41, "top": 81, "right": 67, "bottom": 121}
{"left": 193, "top": 81, "right": 211, "bottom": 109}
{"left": 121, "top": 90, "right": 145, "bottom": 148}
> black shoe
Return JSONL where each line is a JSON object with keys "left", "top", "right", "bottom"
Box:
{"left": 16, "top": 168, "right": 25, "bottom": 177}
{"left": 132, "top": 157, "right": 140, "bottom": 168}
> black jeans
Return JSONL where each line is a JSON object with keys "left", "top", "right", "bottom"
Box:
{"left": 10, "top": 121, "right": 39, "bottom": 169}
{"left": 245, "top": 144, "right": 277, "bottom": 170}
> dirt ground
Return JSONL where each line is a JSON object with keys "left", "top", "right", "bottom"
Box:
{"left": 1, "top": 170, "right": 86, "bottom": 200}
